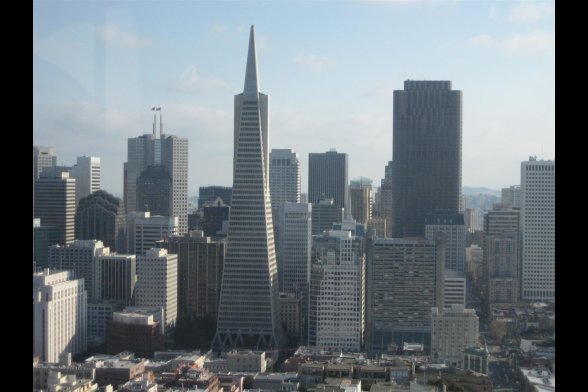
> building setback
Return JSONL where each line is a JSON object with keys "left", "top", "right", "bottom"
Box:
{"left": 69, "top": 156, "right": 101, "bottom": 207}
{"left": 213, "top": 26, "right": 282, "bottom": 350}
{"left": 34, "top": 171, "right": 76, "bottom": 246}
{"left": 391, "top": 81, "right": 462, "bottom": 238}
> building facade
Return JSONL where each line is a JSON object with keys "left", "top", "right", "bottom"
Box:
{"left": 33, "top": 269, "right": 87, "bottom": 362}
{"left": 95, "top": 254, "right": 137, "bottom": 305}
{"left": 34, "top": 171, "right": 76, "bottom": 245}
{"left": 136, "top": 164, "right": 172, "bottom": 216}
{"left": 130, "top": 212, "right": 179, "bottom": 255}
{"left": 159, "top": 232, "right": 225, "bottom": 318}
{"left": 431, "top": 305, "right": 479, "bottom": 367}
{"left": 33, "top": 145, "right": 57, "bottom": 179}
{"left": 270, "top": 149, "right": 301, "bottom": 210}
{"left": 75, "top": 190, "right": 126, "bottom": 253}
{"left": 69, "top": 156, "right": 101, "bottom": 206}
{"left": 213, "top": 26, "right": 282, "bottom": 350}
{"left": 391, "top": 81, "right": 462, "bottom": 238}
{"left": 425, "top": 212, "right": 466, "bottom": 276}
{"left": 308, "top": 230, "right": 365, "bottom": 351}
{"left": 278, "top": 202, "right": 312, "bottom": 295}
{"left": 136, "top": 248, "right": 178, "bottom": 328}
{"left": 349, "top": 178, "right": 372, "bottom": 225}
{"left": 308, "top": 150, "right": 348, "bottom": 211}
{"left": 366, "top": 237, "right": 445, "bottom": 355}
{"left": 521, "top": 158, "right": 555, "bottom": 301}
{"left": 311, "top": 199, "right": 344, "bottom": 235}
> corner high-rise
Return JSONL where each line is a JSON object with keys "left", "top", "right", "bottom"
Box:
{"left": 308, "top": 150, "right": 348, "bottom": 211}
{"left": 69, "top": 156, "right": 101, "bottom": 206}
{"left": 34, "top": 171, "right": 76, "bottom": 245}
{"left": 391, "top": 81, "right": 462, "bottom": 238}
{"left": 213, "top": 26, "right": 282, "bottom": 350}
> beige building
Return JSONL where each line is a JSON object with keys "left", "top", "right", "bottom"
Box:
{"left": 227, "top": 350, "right": 267, "bottom": 372}
{"left": 431, "top": 305, "right": 479, "bottom": 367}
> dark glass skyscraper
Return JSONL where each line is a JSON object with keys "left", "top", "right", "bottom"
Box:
{"left": 308, "top": 150, "right": 348, "bottom": 210}
{"left": 391, "top": 81, "right": 462, "bottom": 238}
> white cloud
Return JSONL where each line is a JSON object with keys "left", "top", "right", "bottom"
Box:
{"left": 176, "top": 65, "right": 227, "bottom": 91}
{"left": 510, "top": 1, "right": 554, "bottom": 24}
{"left": 467, "top": 34, "right": 496, "bottom": 46}
{"left": 503, "top": 31, "right": 554, "bottom": 56}
{"left": 97, "top": 24, "right": 152, "bottom": 48}
{"left": 466, "top": 31, "right": 554, "bottom": 56}
{"left": 293, "top": 54, "right": 335, "bottom": 72}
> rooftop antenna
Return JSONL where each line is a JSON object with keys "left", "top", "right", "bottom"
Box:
{"left": 159, "top": 107, "right": 163, "bottom": 138}
{"left": 151, "top": 107, "right": 157, "bottom": 138}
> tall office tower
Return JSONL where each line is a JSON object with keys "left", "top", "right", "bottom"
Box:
{"left": 69, "top": 156, "right": 101, "bottom": 206}
{"left": 443, "top": 271, "right": 466, "bottom": 310}
{"left": 130, "top": 212, "right": 179, "bottom": 255}
{"left": 198, "top": 186, "right": 233, "bottom": 209}
{"left": 124, "top": 124, "right": 188, "bottom": 234}
{"left": 33, "top": 269, "right": 87, "bottom": 362}
{"left": 372, "top": 186, "right": 381, "bottom": 215}
{"left": 349, "top": 177, "right": 373, "bottom": 225}
{"left": 34, "top": 171, "right": 76, "bottom": 245}
{"left": 94, "top": 254, "right": 136, "bottom": 305}
{"left": 308, "top": 230, "right": 365, "bottom": 351}
{"left": 425, "top": 212, "right": 466, "bottom": 275}
{"left": 366, "top": 236, "right": 445, "bottom": 355}
{"left": 136, "top": 248, "right": 178, "bottom": 328}
{"left": 48, "top": 240, "right": 109, "bottom": 300}
{"left": 501, "top": 185, "right": 521, "bottom": 209}
{"left": 311, "top": 198, "right": 344, "bottom": 235}
{"left": 484, "top": 205, "right": 520, "bottom": 305}
{"left": 308, "top": 150, "right": 349, "bottom": 210}
{"left": 159, "top": 232, "right": 225, "bottom": 318}
{"left": 465, "top": 244, "right": 483, "bottom": 286}
{"left": 278, "top": 202, "right": 312, "bottom": 294}
{"left": 214, "top": 26, "right": 282, "bottom": 351}
{"left": 391, "top": 81, "right": 462, "bottom": 238}
{"left": 162, "top": 134, "right": 189, "bottom": 234}
{"left": 430, "top": 305, "right": 479, "bottom": 367}
{"left": 521, "top": 158, "right": 555, "bottom": 301}
{"left": 379, "top": 161, "right": 394, "bottom": 237}
{"left": 270, "top": 149, "right": 301, "bottom": 210}
{"left": 136, "top": 165, "right": 171, "bottom": 216}
{"left": 33, "top": 145, "right": 57, "bottom": 179}
{"left": 464, "top": 208, "right": 482, "bottom": 233}
{"left": 75, "top": 190, "right": 127, "bottom": 253}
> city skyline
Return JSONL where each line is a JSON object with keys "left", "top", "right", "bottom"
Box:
{"left": 33, "top": 1, "right": 554, "bottom": 196}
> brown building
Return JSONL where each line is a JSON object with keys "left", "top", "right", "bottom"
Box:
{"left": 106, "top": 312, "right": 164, "bottom": 358}
{"left": 159, "top": 232, "right": 225, "bottom": 318}
{"left": 94, "top": 359, "right": 145, "bottom": 389}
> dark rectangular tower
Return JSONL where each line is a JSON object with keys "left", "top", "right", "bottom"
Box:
{"left": 308, "top": 150, "right": 348, "bottom": 210}
{"left": 391, "top": 81, "right": 462, "bottom": 238}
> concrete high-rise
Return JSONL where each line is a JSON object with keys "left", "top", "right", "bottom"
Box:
{"left": 159, "top": 232, "right": 225, "bottom": 319}
{"left": 213, "top": 26, "right": 282, "bottom": 351}
{"left": 269, "top": 149, "right": 301, "bottom": 210}
{"left": 521, "top": 158, "right": 555, "bottom": 301}
{"left": 75, "top": 190, "right": 127, "bottom": 253}
{"left": 308, "top": 150, "right": 348, "bottom": 210}
{"left": 431, "top": 305, "right": 479, "bottom": 367}
{"left": 128, "top": 212, "right": 179, "bottom": 255}
{"left": 501, "top": 185, "right": 521, "bottom": 209}
{"left": 69, "top": 156, "right": 101, "bottom": 206}
{"left": 34, "top": 171, "right": 76, "bottom": 245}
{"left": 349, "top": 177, "right": 372, "bottom": 225}
{"left": 278, "top": 202, "right": 312, "bottom": 295}
{"left": 136, "top": 248, "right": 178, "bottom": 328}
{"left": 391, "top": 81, "right": 462, "bottom": 238}
{"left": 33, "top": 146, "right": 57, "bottom": 180}
{"left": 464, "top": 208, "right": 482, "bottom": 233}
{"left": 366, "top": 236, "right": 445, "bottom": 355}
{"left": 124, "top": 121, "right": 188, "bottom": 234}
{"left": 33, "top": 269, "right": 87, "bottom": 362}
{"left": 48, "top": 240, "right": 109, "bottom": 300}
{"left": 308, "top": 230, "right": 365, "bottom": 351}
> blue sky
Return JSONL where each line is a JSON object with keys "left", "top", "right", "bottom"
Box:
{"left": 33, "top": 0, "right": 554, "bottom": 197}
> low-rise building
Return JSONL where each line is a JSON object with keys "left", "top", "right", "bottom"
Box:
{"left": 519, "top": 368, "right": 555, "bottom": 392}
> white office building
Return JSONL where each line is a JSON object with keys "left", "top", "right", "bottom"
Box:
{"left": 130, "top": 212, "right": 179, "bottom": 255}
{"left": 521, "top": 157, "right": 555, "bottom": 301}
{"left": 431, "top": 305, "right": 479, "bottom": 367}
{"left": 309, "top": 230, "right": 365, "bottom": 351}
{"left": 278, "top": 202, "right": 312, "bottom": 295}
{"left": 33, "top": 269, "right": 87, "bottom": 363}
{"left": 136, "top": 248, "right": 178, "bottom": 328}
{"left": 69, "top": 156, "right": 101, "bottom": 206}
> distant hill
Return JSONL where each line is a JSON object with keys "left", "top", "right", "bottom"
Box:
{"left": 463, "top": 186, "right": 501, "bottom": 197}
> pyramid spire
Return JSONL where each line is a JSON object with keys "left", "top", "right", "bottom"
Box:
{"left": 243, "top": 25, "right": 259, "bottom": 96}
